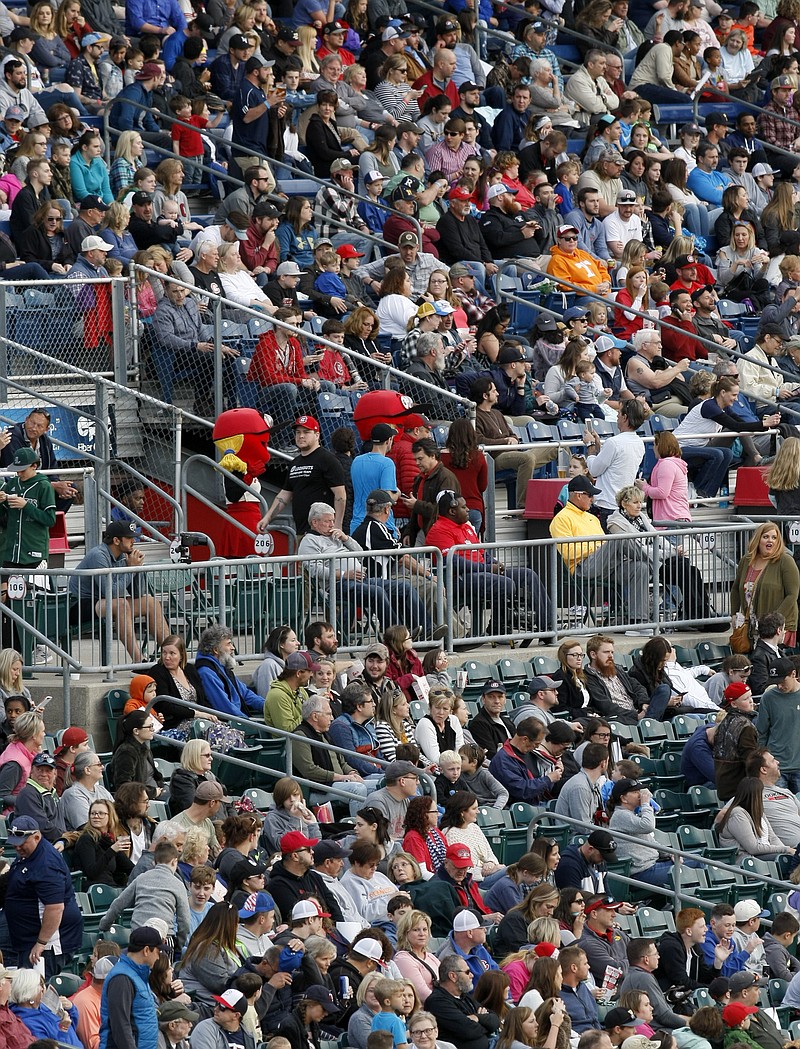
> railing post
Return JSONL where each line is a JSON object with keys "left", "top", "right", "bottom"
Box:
{"left": 213, "top": 296, "right": 223, "bottom": 419}
{"left": 111, "top": 278, "right": 128, "bottom": 386}
{"left": 174, "top": 407, "right": 183, "bottom": 536}
{"left": 94, "top": 383, "right": 111, "bottom": 542}
{"left": 0, "top": 283, "right": 7, "bottom": 403}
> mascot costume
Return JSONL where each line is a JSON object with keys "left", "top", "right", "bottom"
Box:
{"left": 212, "top": 408, "right": 273, "bottom": 558}
{"left": 353, "top": 390, "right": 431, "bottom": 440}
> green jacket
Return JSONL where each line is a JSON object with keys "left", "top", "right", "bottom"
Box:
{"left": 263, "top": 678, "right": 306, "bottom": 732}
{"left": 731, "top": 552, "right": 800, "bottom": 632}
{"left": 0, "top": 472, "right": 56, "bottom": 565}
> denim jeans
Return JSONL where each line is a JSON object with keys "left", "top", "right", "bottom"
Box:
{"left": 779, "top": 770, "right": 800, "bottom": 793}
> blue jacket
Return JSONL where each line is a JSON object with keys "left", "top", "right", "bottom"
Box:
{"left": 70, "top": 153, "right": 113, "bottom": 204}
{"left": 443, "top": 932, "right": 499, "bottom": 987}
{"left": 686, "top": 166, "right": 731, "bottom": 207}
{"left": 195, "top": 653, "right": 264, "bottom": 716}
{"left": 328, "top": 713, "right": 382, "bottom": 775}
{"left": 488, "top": 739, "right": 553, "bottom": 804}
{"left": 559, "top": 983, "right": 600, "bottom": 1032}
{"left": 11, "top": 1002, "right": 81, "bottom": 1046}
{"left": 100, "top": 953, "right": 159, "bottom": 1049}
{"left": 491, "top": 105, "right": 528, "bottom": 152}
{"left": 110, "top": 82, "right": 160, "bottom": 133}
{"left": 702, "top": 929, "right": 750, "bottom": 977}
{"left": 680, "top": 725, "right": 715, "bottom": 788}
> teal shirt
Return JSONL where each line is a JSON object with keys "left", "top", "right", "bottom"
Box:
{"left": 0, "top": 471, "right": 56, "bottom": 565}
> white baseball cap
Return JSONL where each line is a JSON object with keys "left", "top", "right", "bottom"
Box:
{"left": 453, "top": 910, "right": 482, "bottom": 932}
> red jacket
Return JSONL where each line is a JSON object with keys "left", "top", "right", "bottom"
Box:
{"left": 412, "top": 69, "right": 460, "bottom": 111}
{"left": 389, "top": 434, "right": 421, "bottom": 499}
{"left": 387, "top": 648, "right": 425, "bottom": 696}
{"left": 425, "top": 515, "right": 484, "bottom": 561}
{"left": 661, "top": 316, "right": 707, "bottom": 362}
{"left": 241, "top": 223, "right": 279, "bottom": 274}
{"left": 248, "top": 330, "right": 308, "bottom": 386}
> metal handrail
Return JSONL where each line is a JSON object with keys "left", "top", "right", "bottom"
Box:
{"left": 145, "top": 693, "right": 437, "bottom": 801}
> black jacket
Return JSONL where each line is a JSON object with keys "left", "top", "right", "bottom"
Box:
{"left": 435, "top": 210, "right": 492, "bottom": 266}
{"left": 16, "top": 224, "right": 74, "bottom": 271}
{"left": 583, "top": 666, "right": 648, "bottom": 723}
{"left": 147, "top": 660, "right": 209, "bottom": 728}
{"left": 426, "top": 987, "right": 500, "bottom": 1049}
{"left": 72, "top": 831, "right": 134, "bottom": 887}
{"left": 106, "top": 738, "right": 164, "bottom": 798}
{"left": 655, "top": 930, "right": 717, "bottom": 991}
{"left": 750, "top": 639, "right": 784, "bottom": 698}
{"left": 10, "top": 183, "right": 50, "bottom": 245}
{"left": 279, "top": 1008, "right": 322, "bottom": 1049}
{"left": 266, "top": 859, "right": 344, "bottom": 924}
{"left": 478, "top": 207, "right": 542, "bottom": 258}
{"left": 467, "top": 705, "right": 515, "bottom": 759}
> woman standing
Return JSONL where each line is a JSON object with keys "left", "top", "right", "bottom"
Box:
{"left": 442, "top": 419, "right": 488, "bottom": 536}
{"left": 731, "top": 521, "right": 800, "bottom": 648}
{"left": 394, "top": 908, "right": 440, "bottom": 1001}
{"left": 107, "top": 710, "right": 164, "bottom": 797}
{"left": 415, "top": 687, "right": 464, "bottom": 767}
{"left": 70, "top": 130, "right": 113, "bottom": 204}
{"left": 636, "top": 430, "right": 691, "bottom": 524}
{"left": 402, "top": 794, "right": 447, "bottom": 875}
{"left": 767, "top": 436, "right": 800, "bottom": 528}
{"left": 72, "top": 799, "right": 134, "bottom": 887}
{"left": 259, "top": 776, "right": 321, "bottom": 855}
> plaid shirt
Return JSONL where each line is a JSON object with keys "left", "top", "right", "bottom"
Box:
{"left": 314, "top": 184, "right": 368, "bottom": 240}
{"left": 452, "top": 286, "right": 496, "bottom": 326}
{"left": 757, "top": 100, "right": 797, "bottom": 151}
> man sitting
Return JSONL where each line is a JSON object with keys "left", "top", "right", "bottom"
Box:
{"left": 547, "top": 223, "right": 612, "bottom": 295}
{"left": 194, "top": 625, "right": 264, "bottom": 716}
{"left": 292, "top": 693, "right": 371, "bottom": 814}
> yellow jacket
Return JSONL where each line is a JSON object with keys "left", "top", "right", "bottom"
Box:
{"left": 549, "top": 500, "right": 604, "bottom": 573}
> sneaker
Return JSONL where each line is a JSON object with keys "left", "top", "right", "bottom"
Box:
{"left": 33, "top": 645, "right": 53, "bottom": 664}
{"left": 430, "top": 624, "right": 449, "bottom": 641}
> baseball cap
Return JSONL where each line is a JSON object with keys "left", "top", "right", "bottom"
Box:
{"left": 382, "top": 25, "right": 411, "bottom": 40}
{"left": 458, "top": 80, "right": 480, "bottom": 92}
{"left": 604, "top": 1008, "right": 639, "bottom": 1030}
{"left": 229, "top": 33, "right": 251, "bottom": 50}
{"left": 397, "top": 121, "right": 423, "bottom": 135}
{"left": 722, "top": 1003, "right": 759, "bottom": 1027}
{"left": 131, "top": 191, "right": 153, "bottom": 207}
{"left": 769, "top": 657, "right": 795, "bottom": 680}
{"left": 585, "top": 894, "right": 623, "bottom": 915}
{"left": 129, "top": 926, "right": 164, "bottom": 950}
{"left": 81, "top": 32, "right": 106, "bottom": 46}
{"left": 212, "top": 990, "right": 248, "bottom": 1016}
{"left": 294, "top": 415, "right": 320, "bottom": 433}
{"left": 449, "top": 263, "right": 471, "bottom": 279}
{"left": 537, "top": 317, "right": 561, "bottom": 333}
{"left": 594, "top": 335, "right": 619, "bottom": 354}
{"left": 691, "top": 283, "right": 715, "bottom": 302}
{"left": 92, "top": 956, "right": 117, "bottom": 981}
{"left": 487, "top": 182, "right": 518, "bottom": 201}
{"left": 303, "top": 985, "right": 339, "bottom": 1013}
{"left": 616, "top": 189, "right": 638, "bottom": 205}
{"left": 433, "top": 300, "right": 455, "bottom": 316}
{"left": 238, "top": 891, "right": 275, "bottom": 919}
{"left": 398, "top": 231, "right": 419, "bottom": 247}
{"left": 453, "top": 910, "right": 482, "bottom": 932}
{"left": 568, "top": 475, "right": 601, "bottom": 495}
{"left": 159, "top": 1000, "right": 200, "bottom": 1023}
{"left": 7, "top": 447, "right": 39, "bottom": 471}
{"left": 600, "top": 148, "right": 625, "bottom": 163}
{"left": 621, "top": 1039, "right": 661, "bottom": 1049}
{"left": 323, "top": 20, "right": 347, "bottom": 32}
{"left": 392, "top": 183, "right": 417, "bottom": 203}
{"left": 80, "top": 194, "right": 110, "bottom": 212}
{"left": 482, "top": 678, "right": 507, "bottom": 695}
{"left": 723, "top": 680, "right": 752, "bottom": 703}
{"left": 587, "top": 830, "right": 618, "bottom": 859}
{"left": 680, "top": 122, "right": 702, "bottom": 135}
{"left": 531, "top": 19, "right": 549, "bottom": 30}
{"left": 135, "top": 61, "right": 162, "bottom": 80}
{"left": 370, "top": 423, "right": 398, "bottom": 442}
{"left": 246, "top": 55, "right": 274, "bottom": 72}
{"left": 675, "top": 254, "right": 698, "bottom": 268}
{"left": 292, "top": 898, "right": 331, "bottom": 920}
{"left": 194, "top": 781, "right": 230, "bottom": 803}
{"left": 313, "top": 839, "right": 352, "bottom": 861}
{"left": 81, "top": 235, "right": 112, "bottom": 253}
{"left": 55, "top": 727, "right": 89, "bottom": 754}
{"left": 498, "top": 346, "right": 526, "bottom": 364}
{"left": 4, "top": 105, "right": 25, "bottom": 120}
{"left": 557, "top": 224, "right": 580, "bottom": 237}
{"left": 276, "top": 261, "right": 304, "bottom": 276}
{"left": 286, "top": 650, "right": 321, "bottom": 672}
{"left": 729, "top": 969, "right": 762, "bottom": 990}
{"left": 772, "top": 74, "right": 794, "bottom": 89}
{"left": 438, "top": 18, "right": 459, "bottom": 31}
{"left": 6, "top": 815, "right": 40, "bottom": 844}
{"left": 336, "top": 244, "right": 365, "bottom": 259}
{"left": 225, "top": 218, "right": 248, "bottom": 240}
{"left": 103, "top": 520, "right": 137, "bottom": 541}
{"left": 449, "top": 185, "right": 472, "bottom": 201}
{"left": 316, "top": 238, "right": 334, "bottom": 249}
{"left": 564, "top": 305, "right": 589, "bottom": 321}
{"left": 277, "top": 26, "right": 300, "bottom": 42}
{"left": 280, "top": 830, "right": 320, "bottom": 853}
{"left": 704, "top": 112, "right": 729, "bottom": 126}
{"left": 364, "top": 170, "right": 387, "bottom": 186}
{"left": 709, "top": 977, "right": 730, "bottom": 999}
{"left": 330, "top": 157, "right": 354, "bottom": 175}
{"left": 528, "top": 675, "right": 559, "bottom": 692}
{"left": 230, "top": 857, "right": 268, "bottom": 883}
{"left": 446, "top": 842, "right": 473, "bottom": 868}
{"left": 416, "top": 301, "right": 436, "bottom": 319}
{"left": 610, "top": 778, "right": 643, "bottom": 803}
{"left": 32, "top": 752, "right": 57, "bottom": 768}
{"left": 352, "top": 937, "right": 385, "bottom": 961}
{"left": 365, "top": 642, "right": 389, "bottom": 659}
{"left": 752, "top": 163, "right": 779, "bottom": 177}
{"left": 384, "top": 759, "right": 419, "bottom": 783}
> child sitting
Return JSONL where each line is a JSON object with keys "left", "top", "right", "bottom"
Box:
{"left": 459, "top": 743, "right": 509, "bottom": 808}
{"left": 434, "top": 749, "right": 469, "bottom": 805}
{"left": 316, "top": 319, "right": 367, "bottom": 391}
{"left": 370, "top": 980, "right": 410, "bottom": 1049}
{"left": 359, "top": 169, "right": 390, "bottom": 234}
{"left": 313, "top": 250, "right": 348, "bottom": 305}
{"left": 566, "top": 358, "right": 610, "bottom": 420}
{"left": 554, "top": 159, "right": 579, "bottom": 217}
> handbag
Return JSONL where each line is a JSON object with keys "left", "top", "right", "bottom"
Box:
{"left": 730, "top": 619, "right": 752, "bottom": 654}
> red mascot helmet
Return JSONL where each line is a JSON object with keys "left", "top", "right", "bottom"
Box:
{"left": 212, "top": 407, "right": 272, "bottom": 479}
{"left": 352, "top": 391, "right": 432, "bottom": 441}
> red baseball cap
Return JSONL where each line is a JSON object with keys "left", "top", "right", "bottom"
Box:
{"left": 294, "top": 416, "right": 320, "bottom": 433}
{"left": 280, "top": 830, "right": 320, "bottom": 853}
{"left": 723, "top": 681, "right": 751, "bottom": 704}
{"left": 445, "top": 843, "right": 472, "bottom": 868}
{"left": 336, "top": 244, "right": 365, "bottom": 259}
{"left": 722, "top": 1004, "right": 759, "bottom": 1027}
{"left": 448, "top": 185, "right": 472, "bottom": 201}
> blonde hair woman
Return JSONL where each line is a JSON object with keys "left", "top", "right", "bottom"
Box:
{"left": 0, "top": 648, "right": 31, "bottom": 703}
{"left": 730, "top": 521, "right": 800, "bottom": 647}
{"left": 296, "top": 25, "right": 320, "bottom": 76}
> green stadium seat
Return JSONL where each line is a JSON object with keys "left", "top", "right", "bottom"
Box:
{"left": 88, "top": 883, "right": 122, "bottom": 913}
{"left": 496, "top": 658, "right": 530, "bottom": 684}
{"left": 529, "top": 656, "right": 560, "bottom": 676}
{"left": 243, "top": 788, "right": 273, "bottom": 810}
{"left": 409, "top": 700, "right": 428, "bottom": 722}
{"left": 48, "top": 972, "right": 83, "bottom": 996}
{"left": 694, "top": 642, "right": 729, "bottom": 667}
{"left": 104, "top": 688, "right": 128, "bottom": 745}
{"left": 637, "top": 907, "right": 676, "bottom": 934}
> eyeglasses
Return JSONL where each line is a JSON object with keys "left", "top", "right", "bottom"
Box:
{"left": 444, "top": 130, "right": 462, "bottom": 136}
{"left": 559, "top": 235, "right": 578, "bottom": 241}
{"left": 412, "top": 1030, "right": 437, "bottom": 1038}
{"left": 46, "top": 216, "right": 60, "bottom": 222}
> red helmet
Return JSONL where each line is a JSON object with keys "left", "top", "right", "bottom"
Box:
{"left": 352, "top": 391, "right": 432, "bottom": 440}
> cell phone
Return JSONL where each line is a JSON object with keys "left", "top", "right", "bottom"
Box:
{"left": 38, "top": 695, "right": 53, "bottom": 709}
{"left": 585, "top": 419, "right": 595, "bottom": 433}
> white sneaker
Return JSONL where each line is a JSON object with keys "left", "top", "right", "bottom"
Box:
{"left": 33, "top": 645, "right": 53, "bottom": 664}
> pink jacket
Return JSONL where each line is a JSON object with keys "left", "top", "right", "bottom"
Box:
{"left": 640, "top": 455, "right": 691, "bottom": 524}
{"left": 0, "top": 738, "right": 36, "bottom": 811}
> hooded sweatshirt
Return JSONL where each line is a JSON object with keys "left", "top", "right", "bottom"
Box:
{"left": 638, "top": 456, "right": 691, "bottom": 523}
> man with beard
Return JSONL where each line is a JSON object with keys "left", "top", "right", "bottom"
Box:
{"left": 195, "top": 625, "right": 265, "bottom": 716}
{"left": 407, "top": 332, "right": 459, "bottom": 422}
{"left": 564, "top": 187, "right": 612, "bottom": 263}
{"left": 479, "top": 183, "right": 542, "bottom": 260}
{"left": 426, "top": 951, "right": 502, "bottom": 1049}
{"left": 436, "top": 184, "right": 496, "bottom": 271}
{"left": 351, "top": 641, "right": 396, "bottom": 703}
{"left": 305, "top": 621, "right": 339, "bottom": 660}
{"left": 547, "top": 223, "right": 612, "bottom": 295}
{"left": 584, "top": 634, "right": 649, "bottom": 723}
